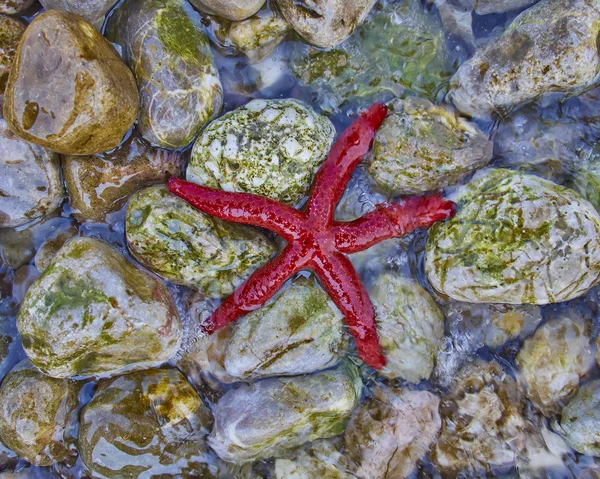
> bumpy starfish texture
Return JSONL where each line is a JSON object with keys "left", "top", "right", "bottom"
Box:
{"left": 168, "top": 103, "right": 456, "bottom": 369}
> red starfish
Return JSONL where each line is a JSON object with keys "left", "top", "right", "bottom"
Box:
{"left": 168, "top": 103, "right": 456, "bottom": 370}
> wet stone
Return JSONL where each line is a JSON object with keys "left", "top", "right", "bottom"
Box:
{"left": 0, "top": 361, "right": 80, "bottom": 467}
{"left": 447, "top": 0, "right": 600, "bottom": 119}
{"left": 33, "top": 224, "right": 78, "bottom": 273}
{"left": 38, "top": 0, "right": 118, "bottom": 30}
{"left": 275, "top": 0, "right": 377, "bottom": 48}
{"left": 0, "top": 119, "right": 63, "bottom": 228}
{"left": 3, "top": 11, "right": 139, "bottom": 155}
{"left": 209, "top": 362, "right": 362, "bottom": 462}
{"left": 369, "top": 272, "right": 444, "bottom": 383}
{"left": 187, "top": 99, "right": 335, "bottom": 205}
{"left": 17, "top": 237, "right": 181, "bottom": 379}
{"left": 126, "top": 185, "right": 275, "bottom": 298}
{"left": 561, "top": 379, "right": 600, "bottom": 457}
{"left": 0, "top": 15, "right": 23, "bottom": 96}
{"left": 426, "top": 168, "right": 600, "bottom": 304}
{"left": 0, "top": 0, "right": 34, "bottom": 14}
{"left": 274, "top": 439, "right": 353, "bottom": 479}
{"left": 63, "top": 131, "right": 183, "bottom": 223}
{"left": 188, "top": 0, "right": 265, "bottom": 21}
{"left": 516, "top": 315, "right": 594, "bottom": 413}
{"left": 367, "top": 97, "right": 493, "bottom": 195}
{"left": 79, "top": 367, "right": 216, "bottom": 478}
{"left": 345, "top": 387, "right": 441, "bottom": 479}
{"left": 107, "top": 0, "right": 223, "bottom": 149}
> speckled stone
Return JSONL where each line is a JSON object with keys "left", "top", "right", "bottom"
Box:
{"left": 0, "top": 119, "right": 63, "bottom": 228}
{"left": 17, "top": 237, "right": 181, "bottom": 379}
{"left": 275, "top": 0, "right": 377, "bottom": 48}
{"left": 426, "top": 169, "right": 600, "bottom": 304}
{"left": 126, "top": 185, "right": 275, "bottom": 298}
{"left": 187, "top": 99, "right": 335, "bottom": 205}
{"left": 3, "top": 11, "right": 139, "bottom": 155}
{"left": 0, "top": 0, "right": 34, "bottom": 14}
{"left": 447, "top": 0, "right": 600, "bottom": 118}
{"left": 0, "top": 15, "right": 24, "bottom": 96}
{"left": 0, "top": 361, "right": 80, "bottom": 466}
{"left": 561, "top": 380, "right": 600, "bottom": 456}
{"left": 38, "top": 0, "right": 118, "bottom": 30}
{"left": 63, "top": 131, "right": 183, "bottom": 223}
{"left": 189, "top": 0, "right": 265, "bottom": 20}
{"left": 107, "top": 0, "right": 223, "bottom": 148}
{"left": 367, "top": 97, "right": 493, "bottom": 194}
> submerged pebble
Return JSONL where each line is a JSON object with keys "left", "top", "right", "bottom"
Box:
{"left": 561, "top": 380, "right": 600, "bottom": 457}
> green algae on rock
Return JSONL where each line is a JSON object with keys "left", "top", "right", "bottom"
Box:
{"left": 126, "top": 185, "right": 275, "bottom": 297}
{"left": 0, "top": 15, "right": 24, "bottom": 96}
{"left": 224, "top": 277, "right": 345, "bottom": 380}
{"left": 79, "top": 367, "right": 216, "bottom": 479}
{"left": 3, "top": 11, "right": 138, "bottom": 155}
{"left": 561, "top": 380, "right": 600, "bottom": 457}
{"left": 209, "top": 362, "right": 362, "bottom": 462}
{"left": 516, "top": 315, "right": 594, "bottom": 414}
{"left": 289, "top": 0, "right": 456, "bottom": 111}
{"left": 369, "top": 272, "right": 444, "bottom": 383}
{"left": 345, "top": 387, "right": 441, "bottom": 479}
{"left": 433, "top": 360, "right": 526, "bottom": 475}
{"left": 17, "top": 237, "right": 181, "bottom": 379}
{"left": 187, "top": 99, "right": 335, "bottom": 205}
{"left": 426, "top": 168, "right": 600, "bottom": 304}
{"left": 63, "top": 131, "right": 183, "bottom": 223}
{"left": 188, "top": 0, "right": 264, "bottom": 21}
{"left": 38, "top": 0, "right": 118, "bottom": 30}
{"left": 0, "top": 361, "right": 80, "bottom": 467}
{"left": 367, "top": 97, "right": 493, "bottom": 194}
{"left": 275, "top": 0, "right": 377, "bottom": 48}
{"left": 0, "top": 119, "right": 63, "bottom": 228}
{"left": 107, "top": 0, "right": 223, "bottom": 149}
{"left": 447, "top": 0, "right": 600, "bottom": 119}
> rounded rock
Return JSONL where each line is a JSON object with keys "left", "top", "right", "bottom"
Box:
{"left": 187, "top": 99, "right": 335, "bottom": 205}
{"left": 3, "top": 11, "right": 139, "bottom": 155}
{"left": 426, "top": 169, "right": 600, "bottom": 304}
{"left": 367, "top": 97, "right": 493, "bottom": 194}
{"left": 561, "top": 380, "right": 600, "bottom": 456}
{"left": 17, "top": 237, "right": 182, "bottom": 379}
{"left": 0, "top": 0, "right": 34, "bottom": 14}
{"left": 38, "top": 0, "right": 118, "bottom": 30}
{"left": 188, "top": 0, "right": 264, "bottom": 21}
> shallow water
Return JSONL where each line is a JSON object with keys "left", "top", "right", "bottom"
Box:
{"left": 3, "top": 0, "right": 600, "bottom": 477}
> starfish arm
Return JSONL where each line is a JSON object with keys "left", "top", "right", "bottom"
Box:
{"left": 331, "top": 195, "right": 457, "bottom": 254}
{"left": 305, "top": 103, "right": 388, "bottom": 226}
{"left": 168, "top": 178, "right": 306, "bottom": 241}
{"left": 310, "top": 250, "right": 386, "bottom": 370}
{"left": 202, "top": 243, "right": 309, "bottom": 334}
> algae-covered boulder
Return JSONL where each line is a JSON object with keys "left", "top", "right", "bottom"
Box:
{"left": 63, "top": 131, "right": 183, "bottom": 223}
{"left": 433, "top": 360, "right": 526, "bottom": 475}
{"left": 289, "top": 0, "right": 456, "bottom": 111}
{"left": 79, "top": 367, "right": 216, "bottom": 478}
{"left": 0, "top": 15, "right": 23, "bottom": 96}
{"left": 561, "top": 380, "right": 600, "bottom": 456}
{"left": 0, "top": 119, "right": 63, "bottom": 228}
{"left": 0, "top": 361, "right": 80, "bottom": 466}
{"left": 126, "top": 185, "right": 275, "bottom": 297}
{"left": 367, "top": 97, "right": 493, "bottom": 194}
{"left": 426, "top": 169, "right": 600, "bottom": 304}
{"left": 516, "top": 315, "right": 594, "bottom": 413}
{"left": 38, "top": 0, "right": 118, "bottom": 30}
{"left": 275, "top": 0, "right": 376, "bottom": 48}
{"left": 187, "top": 99, "right": 335, "bottom": 205}
{"left": 209, "top": 363, "right": 362, "bottom": 462}
{"left": 107, "top": 0, "right": 222, "bottom": 148}
{"left": 3, "top": 11, "right": 139, "bottom": 155}
{"left": 224, "top": 277, "right": 345, "bottom": 380}
{"left": 369, "top": 272, "right": 444, "bottom": 383}
{"left": 448, "top": 0, "right": 600, "bottom": 119}
{"left": 17, "top": 237, "right": 181, "bottom": 379}
{"left": 345, "top": 387, "right": 441, "bottom": 479}
{"left": 188, "top": 0, "right": 264, "bottom": 20}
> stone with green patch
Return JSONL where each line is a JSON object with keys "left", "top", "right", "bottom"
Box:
{"left": 126, "top": 185, "right": 275, "bottom": 297}
{"left": 38, "top": 0, "right": 118, "bottom": 30}
{"left": 560, "top": 379, "right": 600, "bottom": 457}
{"left": 367, "top": 97, "right": 493, "bottom": 194}
{"left": 187, "top": 99, "right": 335, "bottom": 205}
{"left": 369, "top": 272, "right": 444, "bottom": 383}
{"left": 17, "top": 237, "right": 181, "bottom": 379}
{"left": 107, "top": 0, "right": 223, "bottom": 148}
{"left": 426, "top": 168, "right": 600, "bottom": 304}
{"left": 0, "top": 361, "right": 80, "bottom": 466}
{"left": 79, "top": 367, "right": 216, "bottom": 478}
{"left": 448, "top": 0, "right": 600, "bottom": 119}
{"left": 209, "top": 362, "right": 363, "bottom": 462}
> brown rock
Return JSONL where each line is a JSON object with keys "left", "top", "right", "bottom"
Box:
{"left": 0, "top": 0, "right": 34, "bottom": 14}
{"left": 0, "top": 15, "right": 24, "bottom": 96}
{"left": 3, "top": 11, "right": 139, "bottom": 155}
